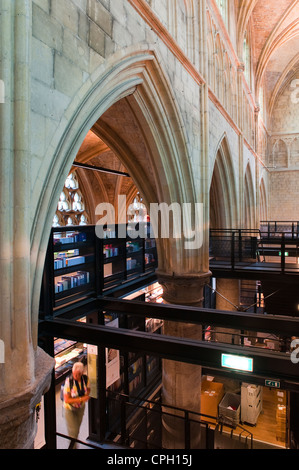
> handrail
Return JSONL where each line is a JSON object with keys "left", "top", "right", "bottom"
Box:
{"left": 106, "top": 390, "right": 253, "bottom": 449}
{"left": 209, "top": 229, "right": 299, "bottom": 274}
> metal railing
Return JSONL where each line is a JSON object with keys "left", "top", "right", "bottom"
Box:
{"left": 105, "top": 390, "right": 253, "bottom": 450}
{"left": 260, "top": 221, "right": 299, "bottom": 239}
{"left": 210, "top": 228, "right": 299, "bottom": 273}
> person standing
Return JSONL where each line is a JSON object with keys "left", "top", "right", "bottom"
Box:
{"left": 63, "top": 361, "right": 90, "bottom": 449}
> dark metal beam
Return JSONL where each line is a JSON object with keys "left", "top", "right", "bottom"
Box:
{"left": 97, "top": 297, "right": 299, "bottom": 337}
{"left": 73, "top": 161, "right": 130, "bottom": 178}
{"left": 210, "top": 266, "right": 299, "bottom": 283}
{"left": 40, "top": 318, "right": 299, "bottom": 387}
{"left": 53, "top": 295, "right": 299, "bottom": 337}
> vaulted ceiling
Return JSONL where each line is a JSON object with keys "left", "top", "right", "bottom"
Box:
{"left": 237, "top": 0, "right": 299, "bottom": 119}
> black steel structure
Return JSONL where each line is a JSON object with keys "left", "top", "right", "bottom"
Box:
{"left": 38, "top": 222, "right": 299, "bottom": 449}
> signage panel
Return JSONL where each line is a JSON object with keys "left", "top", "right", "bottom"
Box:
{"left": 221, "top": 353, "right": 253, "bottom": 372}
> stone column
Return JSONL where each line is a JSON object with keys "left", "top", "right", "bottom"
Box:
{"left": 157, "top": 270, "right": 211, "bottom": 449}
{"left": 214, "top": 278, "right": 241, "bottom": 345}
{"left": 0, "top": 0, "right": 54, "bottom": 449}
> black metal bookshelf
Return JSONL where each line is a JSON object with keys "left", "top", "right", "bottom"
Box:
{"left": 39, "top": 223, "right": 160, "bottom": 443}
{"left": 40, "top": 223, "right": 158, "bottom": 317}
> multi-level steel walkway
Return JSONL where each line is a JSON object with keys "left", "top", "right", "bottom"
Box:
{"left": 209, "top": 222, "right": 299, "bottom": 282}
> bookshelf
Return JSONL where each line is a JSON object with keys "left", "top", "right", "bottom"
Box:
{"left": 40, "top": 223, "right": 158, "bottom": 314}
{"left": 41, "top": 224, "right": 159, "bottom": 437}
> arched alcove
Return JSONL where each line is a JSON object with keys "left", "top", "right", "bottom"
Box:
{"left": 209, "top": 135, "right": 238, "bottom": 229}
{"left": 273, "top": 139, "right": 288, "bottom": 168}
{"left": 30, "top": 47, "right": 200, "bottom": 343}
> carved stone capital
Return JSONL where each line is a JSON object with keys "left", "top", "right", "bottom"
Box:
{"left": 156, "top": 270, "right": 211, "bottom": 306}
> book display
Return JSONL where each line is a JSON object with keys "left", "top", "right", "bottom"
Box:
{"left": 46, "top": 226, "right": 97, "bottom": 309}
{"left": 105, "top": 284, "right": 164, "bottom": 431}
{"left": 53, "top": 316, "right": 88, "bottom": 381}
{"left": 101, "top": 224, "right": 157, "bottom": 290}
{"left": 40, "top": 223, "right": 158, "bottom": 314}
{"left": 41, "top": 224, "right": 159, "bottom": 441}
{"left": 54, "top": 338, "right": 86, "bottom": 381}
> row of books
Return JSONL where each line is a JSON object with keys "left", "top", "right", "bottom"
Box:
{"left": 55, "top": 271, "right": 90, "bottom": 293}
{"left": 126, "top": 258, "right": 138, "bottom": 270}
{"left": 103, "top": 245, "right": 119, "bottom": 258}
{"left": 53, "top": 231, "right": 87, "bottom": 245}
{"left": 54, "top": 255, "right": 86, "bottom": 270}
{"left": 127, "top": 241, "right": 142, "bottom": 253}
{"left": 54, "top": 338, "right": 76, "bottom": 354}
{"left": 145, "top": 253, "right": 155, "bottom": 265}
{"left": 54, "top": 249, "right": 82, "bottom": 269}
{"left": 55, "top": 347, "right": 84, "bottom": 369}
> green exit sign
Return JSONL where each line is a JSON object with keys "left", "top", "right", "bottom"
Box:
{"left": 265, "top": 379, "right": 280, "bottom": 389}
{"left": 221, "top": 353, "right": 253, "bottom": 372}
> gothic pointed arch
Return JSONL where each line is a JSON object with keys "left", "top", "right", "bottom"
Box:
{"left": 210, "top": 134, "right": 238, "bottom": 229}
{"left": 31, "top": 46, "right": 199, "bottom": 334}
{"left": 273, "top": 139, "right": 288, "bottom": 168}
{"left": 236, "top": 0, "right": 259, "bottom": 57}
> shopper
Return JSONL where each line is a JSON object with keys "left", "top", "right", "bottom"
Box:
{"left": 63, "top": 361, "right": 90, "bottom": 449}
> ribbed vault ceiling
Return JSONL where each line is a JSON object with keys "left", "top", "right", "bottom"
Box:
{"left": 238, "top": 0, "right": 299, "bottom": 116}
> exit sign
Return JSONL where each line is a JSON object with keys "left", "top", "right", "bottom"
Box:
{"left": 221, "top": 353, "right": 253, "bottom": 372}
{"left": 265, "top": 379, "right": 280, "bottom": 389}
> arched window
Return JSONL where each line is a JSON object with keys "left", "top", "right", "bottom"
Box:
{"left": 127, "top": 192, "right": 148, "bottom": 223}
{"left": 53, "top": 171, "right": 89, "bottom": 227}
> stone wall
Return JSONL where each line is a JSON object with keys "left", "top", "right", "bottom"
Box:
{"left": 269, "top": 73, "right": 299, "bottom": 221}
{"left": 270, "top": 171, "right": 299, "bottom": 221}
{"left": 0, "top": 0, "right": 266, "bottom": 448}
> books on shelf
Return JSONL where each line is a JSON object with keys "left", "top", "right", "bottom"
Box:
{"left": 126, "top": 258, "right": 137, "bottom": 270}
{"left": 103, "top": 245, "right": 119, "bottom": 258}
{"left": 126, "top": 241, "right": 141, "bottom": 253}
{"left": 55, "top": 347, "right": 84, "bottom": 369}
{"left": 53, "top": 231, "right": 87, "bottom": 245}
{"left": 103, "top": 229, "right": 116, "bottom": 239}
{"left": 54, "top": 250, "right": 86, "bottom": 269}
{"left": 55, "top": 271, "right": 90, "bottom": 293}
{"left": 145, "top": 253, "right": 155, "bottom": 265}
{"left": 67, "top": 255, "right": 86, "bottom": 267}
